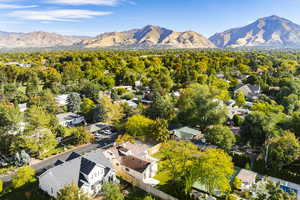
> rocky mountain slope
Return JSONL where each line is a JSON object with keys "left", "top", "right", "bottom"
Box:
{"left": 0, "top": 31, "right": 83, "bottom": 49}
{"left": 209, "top": 15, "right": 300, "bottom": 48}
{"left": 79, "top": 25, "right": 215, "bottom": 48}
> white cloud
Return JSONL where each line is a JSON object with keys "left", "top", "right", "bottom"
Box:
{"left": 0, "top": 3, "right": 37, "bottom": 9}
{"left": 10, "top": 9, "right": 112, "bottom": 22}
{"left": 47, "top": 0, "right": 121, "bottom": 6}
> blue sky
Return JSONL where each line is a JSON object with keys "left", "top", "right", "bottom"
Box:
{"left": 1, "top": 0, "right": 300, "bottom": 37}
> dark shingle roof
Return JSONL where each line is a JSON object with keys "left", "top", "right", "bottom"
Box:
{"left": 54, "top": 160, "right": 64, "bottom": 166}
{"left": 80, "top": 157, "right": 96, "bottom": 175}
{"left": 66, "top": 152, "right": 81, "bottom": 161}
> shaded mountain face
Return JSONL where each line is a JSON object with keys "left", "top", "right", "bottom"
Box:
{"left": 0, "top": 31, "right": 83, "bottom": 49}
{"left": 79, "top": 25, "right": 215, "bottom": 48}
{"left": 209, "top": 15, "right": 300, "bottom": 48}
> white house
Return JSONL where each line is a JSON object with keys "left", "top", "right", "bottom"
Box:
{"left": 55, "top": 94, "right": 70, "bottom": 107}
{"left": 39, "top": 150, "right": 117, "bottom": 198}
{"left": 56, "top": 112, "right": 85, "bottom": 127}
{"left": 236, "top": 169, "right": 258, "bottom": 190}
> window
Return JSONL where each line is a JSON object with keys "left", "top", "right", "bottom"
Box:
{"left": 125, "top": 168, "right": 129, "bottom": 172}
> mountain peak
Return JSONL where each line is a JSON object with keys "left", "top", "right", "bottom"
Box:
{"left": 210, "top": 15, "right": 300, "bottom": 48}
{"left": 79, "top": 25, "right": 215, "bottom": 49}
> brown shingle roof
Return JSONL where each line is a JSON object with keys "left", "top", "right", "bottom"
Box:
{"left": 121, "top": 155, "right": 150, "bottom": 173}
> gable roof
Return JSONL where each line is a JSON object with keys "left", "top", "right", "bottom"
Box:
{"left": 235, "top": 84, "right": 260, "bottom": 98}
{"left": 173, "top": 127, "right": 202, "bottom": 140}
{"left": 66, "top": 152, "right": 81, "bottom": 161}
{"left": 39, "top": 149, "right": 113, "bottom": 189}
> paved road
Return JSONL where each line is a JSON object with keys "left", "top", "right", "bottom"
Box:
{"left": 0, "top": 143, "right": 101, "bottom": 182}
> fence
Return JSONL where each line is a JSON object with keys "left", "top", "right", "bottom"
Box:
{"left": 118, "top": 170, "right": 178, "bottom": 200}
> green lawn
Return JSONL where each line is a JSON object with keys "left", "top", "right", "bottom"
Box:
{"left": 1, "top": 181, "right": 52, "bottom": 200}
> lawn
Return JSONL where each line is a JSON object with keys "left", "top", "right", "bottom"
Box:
{"left": 1, "top": 181, "right": 52, "bottom": 200}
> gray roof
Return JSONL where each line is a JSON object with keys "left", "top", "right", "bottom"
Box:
{"left": 85, "top": 122, "right": 111, "bottom": 133}
{"left": 235, "top": 84, "right": 260, "bottom": 98}
{"left": 173, "top": 127, "right": 202, "bottom": 140}
{"left": 56, "top": 112, "right": 81, "bottom": 122}
{"left": 40, "top": 149, "right": 113, "bottom": 189}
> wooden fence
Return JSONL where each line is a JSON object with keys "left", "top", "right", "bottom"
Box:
{"left": 117, "top": 170, "right": 178, "bottom": 200}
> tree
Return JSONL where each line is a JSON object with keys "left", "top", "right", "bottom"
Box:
{"left": 194, "top": 148, "right": 234, "bottom": 194}
{"left": 150, "top": 119, "right": 170, "bottom": 142}
{"left": 57, "top": 183, "right": 92, "bottom": 200}
{"left": 0, "top": 103, "right": 23, "bottom": 154}
{"left": 288, "top": 112, "right": 300, "bottom": 137}
{"left": 25, "top": 105, "right": 52, "bottom": 130}
{"left": 102, "top": 182, "right": 124, "bottom": 200}
{"left": 254, "top": 179, "right": 296, "bottom": 200}
{"left": 143, "top": 196, "right": 154, "bottom": 200}
{"left": 160, "top": 140, "right": 200, "bottom": 182}
{"left": 206, "top": 125, "right": 236, "bottom": 151}
{"left": 177, "top": 84, "right": 228, "bottom": 130}
{"left": 116, "top": 134, "right": 135, "bottom": 144}
{"left": 67, "top": 93, "right": 82, "bottom": 113}
{"left": 232, "top": 177, "right": 242, "bottom": 190}
{"left": 125, "top": 115, "right": 153, "bottom": 139}
{"left": 71, "top": 127, "right": 94, "bottom": 145}
{"left": 266, "top": 131, "right": 300, "bottom": 170}
{"left": 0, "top": 103, "right": 23, "bottom": 133}
{"left": 0, "top": 179, "right": 3, "bottom": 193}
{"left": 12, "top": 165, "right": 35, "bottom": 188}
{"left": 241, "top": 111, "right": 282, "bottom": 147}
{"left": 18, "top": 128, "right": 58, "bottom": 157}
{"left": 80, "top": 98, "right": 96, "bottom": 122}
{"left": 96, "top": 96, "right": 124, "bottom": 124}
{"left": 235, "top": 91, "right": 246, "bottom": 107}
{"left": 146, "top": 93, "right": 176, "bottom": 121}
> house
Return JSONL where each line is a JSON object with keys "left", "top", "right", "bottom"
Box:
{"left": 236, "top": 169, "right": 257, "bottom": 190}
{"left": 4, "top": 62, "right": 31, "bottom": 68}
{"left": 55, "top": 94, "right": 70, "bottom": 106}
{"left": 85, "top": 122, "right": 111, "bottom": 134}
{"left": 56, "top": 112, "right": 85, "bottom": 127}
{"left": 234, "top": 84, "right": 261, "bottom": 100}
{"left": 39, "top": 150, "right": 117, "bottom": 198}
{"left": 18, "top": 103, "right": 27, "bottom": 113}
{"left": 171, "top": 127, "right": 203, "bottom": 141}
{"left": 104, "top": 141, "right": 160, "bottom": 185}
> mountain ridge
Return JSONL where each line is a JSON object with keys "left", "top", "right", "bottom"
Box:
{"left": 209, "top": 15, "right": 300, "bottom": 48}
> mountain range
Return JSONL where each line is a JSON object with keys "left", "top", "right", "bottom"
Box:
{"left": 2, "top": 15, "right": 300, "bottom": 49}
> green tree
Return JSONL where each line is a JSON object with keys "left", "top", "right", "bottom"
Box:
{"left": 266, "top": 131, "right": 300, "bottom": 170}
{"left": 67, "top": 93, "right": 82, "bottom": 113}
{"left": 150, "top": 119, "right": 170, "bottom": 142}
{"left": 143, "top": 196, "right": 154, "bottom": 200}
{"left": 25, "top": 105, "right": 52, "bottom": 130}
{"left": 235, "top": 91, "right": 246, "bottom": 107}
{"left": 96, "top": 96, "right": 124, "bottom": 124}
{"left": 146, "top": 93, "right": 176, "bottom": 121}
{"left": 80, "top": 98, "right": 96, "bottom": 122}
{"left": 255, "top": 179, "right": 296, "bottom": 200}
{"left": 0, "top": 179, "right": 3, "bottom": 193}
{"left": 232, "top": 177, "right": 242, "bottom": 190}
{"left": 195, "top": 148, "right": 234, "bottom": 194}
{"left": 206, "top": 125, "right": 236, "bottom": 151}
{"left": 71, "top": 127, "right": 94, "bottom": 145}
{"left": 102, "top": 182, "right": 124, "bottom": 200}
{"left": 177, "top": 84, "right": 228, "bottom": 130}
{"left": 125, "top": 115, "right": 153, "bottom": 139}
{"left": 241, "top": 111, "right": 282, "bottom": 147}
{"left": 19, "top": 128, "right": 58, "bottom": 157}
{"left": 12, "top": 165, "right": 35, "bottom": 189}
{"left": 160, "top": 140, "right": 200, "bottom": 182}
{"left": 57, "top": 183, "right": 91, "bottom": 200}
